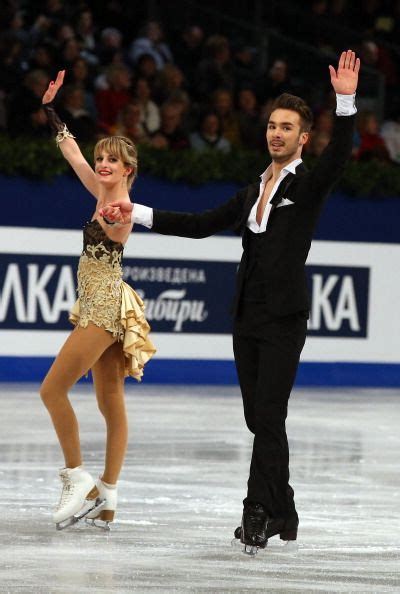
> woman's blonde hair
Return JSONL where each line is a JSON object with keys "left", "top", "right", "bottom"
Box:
{"left": 94, "top": 135, "right": 138, "bottom": 190}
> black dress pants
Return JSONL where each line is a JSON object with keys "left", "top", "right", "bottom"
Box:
{"left": 233, "top": 301, "right": 307, "bottom": 519}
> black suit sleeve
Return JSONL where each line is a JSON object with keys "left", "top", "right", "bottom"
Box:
{"left": 152, "top": 188, "right": 247, "bottom": 238}
{"left": 302, "top": 113, "right": 355, "bottom": 205}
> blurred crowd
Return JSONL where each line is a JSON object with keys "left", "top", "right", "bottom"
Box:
{"left": 0, "top": 0, "right": 400, "bottom": 166}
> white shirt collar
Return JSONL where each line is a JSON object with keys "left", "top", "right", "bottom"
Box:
{"left": 260, "top": 157, "right": 303, "bottom": 183}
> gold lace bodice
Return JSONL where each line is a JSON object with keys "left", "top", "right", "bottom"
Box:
{"left": 75, "top": 220, "right": 124, "bottom": 338}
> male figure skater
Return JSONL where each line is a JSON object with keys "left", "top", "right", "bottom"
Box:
{"left": 102, "top": 50, "right": 360, "bottom": 552}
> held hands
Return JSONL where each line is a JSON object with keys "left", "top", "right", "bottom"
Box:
{"left": 329, "top": 50, "right": 360, "bottom": 95}
{"left": 42, "top": 70, "right": 65, "bottom": 104}
{"left": 100, "top": 201, "right": 134, "bottom": 225}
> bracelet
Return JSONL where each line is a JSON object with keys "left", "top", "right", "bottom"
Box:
{"left": 103, "top": 216, "right": 115, "bottom": 225}
{"left": 55, "top": 123, "right": 75, "bottom": 145}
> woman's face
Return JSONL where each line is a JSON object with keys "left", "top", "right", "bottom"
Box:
{"left": 94, "top": 151, "right": 129, "bottom": 187}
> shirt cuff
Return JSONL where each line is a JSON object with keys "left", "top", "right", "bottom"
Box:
{"left": 336, "top": 93, "right": 357, "bottom": 116}
{"left": 133, "top": 203, "right": 153, "bottom": 228}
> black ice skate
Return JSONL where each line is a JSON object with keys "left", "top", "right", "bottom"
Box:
{"left": 233, "top": 510, "right": 299, "bottom": 554}
{"left": 235, "top": 503, "right": 268, "bottom": 556}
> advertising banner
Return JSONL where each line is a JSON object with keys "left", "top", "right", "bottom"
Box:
{"left": 1, "top": 227, "right": 399, "bottom": 383}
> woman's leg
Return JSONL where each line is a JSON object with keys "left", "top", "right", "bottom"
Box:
{"left": 91, "top": 341, "right": 127, "bottom": 485}
{"left": 40, "top": 323, "right": 116, "bottom": 468}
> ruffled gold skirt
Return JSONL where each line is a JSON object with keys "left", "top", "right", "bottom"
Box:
{"left": 69, "top": 281, "right": 156, "bottom": 381}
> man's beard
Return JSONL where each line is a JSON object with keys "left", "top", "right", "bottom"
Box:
{"left": 269, "top": 146, "right": 297, "bottom": 163}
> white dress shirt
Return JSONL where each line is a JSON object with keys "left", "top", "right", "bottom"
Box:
{"left": 133, "top": 94, "right": 357, "bottom": 230}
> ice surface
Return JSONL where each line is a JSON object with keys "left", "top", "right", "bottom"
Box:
{"left": 0, "top": 384, "right": 399, "bottom": 593}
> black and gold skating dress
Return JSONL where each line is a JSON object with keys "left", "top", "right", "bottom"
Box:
{"left": 69, "top": 219, "right": 155, "bottom": 380}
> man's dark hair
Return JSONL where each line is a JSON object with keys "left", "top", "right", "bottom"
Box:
{"left": 270, "top": 93, "right": 314, "bottom": 132}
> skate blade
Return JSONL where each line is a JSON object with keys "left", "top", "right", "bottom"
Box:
{"left": 56, "top": 516, "right": 80, "bottom": 531}
{"left": 55, "top": 498, "right": 106, "bottom": 531}
{"left": 85, "top": 518, "right": 111, "bottom": 532}
{"left": 244, "top": 544, "right": 259, "bottom": 556}
{"left": 74, "top": 497, "right": 106, "bottom": 521}
{"left": 230, "top": 538, "right": 261, "bottom": 556}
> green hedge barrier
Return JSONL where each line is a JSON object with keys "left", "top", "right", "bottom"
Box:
{"left": 0, "top": 134, "right": 399, "bottom": 197}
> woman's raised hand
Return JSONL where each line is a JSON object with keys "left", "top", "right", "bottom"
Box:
{"left": 42, "top": 70, "right": 65, "bottom": 104}
{"left": 100, "top": 202, "right": 134, "bottom": 225}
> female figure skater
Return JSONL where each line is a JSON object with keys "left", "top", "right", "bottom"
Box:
{"left": 39, "top": 70, "right": 156, "bottom": 530}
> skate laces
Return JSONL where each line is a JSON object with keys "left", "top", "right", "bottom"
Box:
{"left": 245, "top": 505, "right": 266, "bottom": 532}
{"left": 55, "top": 475, "right": 75, "bottom": 511}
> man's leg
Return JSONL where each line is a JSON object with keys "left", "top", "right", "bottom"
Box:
{"left": 246, "top": 313, "right": 307, "bottom": 519}
{"left": 232, "top": 332, "right": 259, "bottom": 434}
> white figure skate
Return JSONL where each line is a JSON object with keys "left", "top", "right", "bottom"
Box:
{"left": 86, "top": 478, "right": 117, "bottom": 531}
{"left": 53, "top": 467, "right": 105, "bottom": 530}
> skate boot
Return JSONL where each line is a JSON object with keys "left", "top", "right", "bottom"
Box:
{"left": 86, "top": 478, "right": 117, "bottom": 531}
{"left": 53, "top": 467, "right": 105, "bottom": 530}
{"left": 233, "top": 511, "right": 299, "bottom": 551}
{"left": 236, "top": 503, "right": 268, "bottom": 556}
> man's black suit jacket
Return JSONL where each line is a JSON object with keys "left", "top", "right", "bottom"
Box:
{"left": 151, "top": 114, "right": 355, "bottom": 317}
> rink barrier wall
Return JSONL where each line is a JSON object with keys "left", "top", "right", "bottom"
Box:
{"left": 0, "top": 357, "right": 399, "bottom": 387}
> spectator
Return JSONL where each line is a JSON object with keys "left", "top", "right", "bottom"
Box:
{"left": 256, "top": 58, "right": 292, "bottom": 104}
{"left": 97, "top": 27, "right": 125, "bottom": 66}
{"left": 67, "top": 57, "right": 96, "bottom": 117}
{"left": 190, "top": 111, "right": 231, "bottom": 152}
{"left": 57, "top": 84, "right": 96, "bottom": 142}
{"left": 54, "top": 22, "right": 75, "bottom": 46}
{"left": 59, "top": 37, "right": 82, "bottom": 70}
{"left": 150, "top": 102, "right": 189, "bottom": 150}
{"left": 113, "top": 100, "right": 148, "bottom": 144}
{"left": 7, "top": 69, "right": 50, "bottom": 138}
{"left": 129, "top": 21, "right": 173, "bottom": 70}
{"left": 0, "top": 36, "right": 26, "bottom": 96}
{"left": 134, "top": 53, "right": 158, "bottom": 89}
{"left": 314, "top": 109, "right": 334, "bottom": 135}
{"left": 237, "top": 88, "right": 265, "bottom": 150}
{"left": 381, "top": 107, "right": 400, "bottom": 164}
{"left": 195, "top": 35, "right": 235, "bottom": 99}
{"left": 358, "top": 40, "right": 398, "bottom": 95}
{"left": 356, "top": 110, "right": 391, "bottom": 162}
{"left": 133, "top": 77, "right": 160, "bottom": 133}
{"left": 75, "top": 8, "right": 97, "bottom": 53}
{"left": 233, "top": 42, "right": 259, "bottom": 91}
{"left": 306, "top": 130, "right": 331, "bottom": 157}
{"left": 95, "top": 63, "right": 133, "bottom": 134}
{"left": 28, "top": 42, "right": 56, "bottom": 75}
{"left": 212, "top": 88, "right": 241, "bottom": 146}
{"left": 153, "top": 64, "right": 190, "bottom": 106}
{"left": 172, "top": 25, "right": 204, "bottom": 93}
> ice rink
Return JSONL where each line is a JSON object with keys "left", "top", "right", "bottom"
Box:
{"left": 0, "top": 383, "right": 399, "bottom": 593}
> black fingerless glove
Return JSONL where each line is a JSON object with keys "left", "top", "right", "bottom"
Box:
{"left": 43, "top": 102, "right": 75, "bottom": 145}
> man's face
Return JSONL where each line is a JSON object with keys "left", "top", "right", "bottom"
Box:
{"left": 266, "top": 109, "right": 308, "bottom": 163}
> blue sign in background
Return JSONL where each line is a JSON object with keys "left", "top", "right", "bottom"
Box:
{"left": 1, "top": 252, "right": 369, "bottom": 339}
{"left": 306, "top": 265, "right": 370, "bottom": 338}
{"left": 0, "top": 253, "right": 237, "bottom": 333}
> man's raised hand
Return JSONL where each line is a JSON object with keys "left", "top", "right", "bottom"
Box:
{"left": 42, "top": 70, "right": 65, "bottom": 104}
{"left": 329, "top": 50, "right": 360, "bottom": 95}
